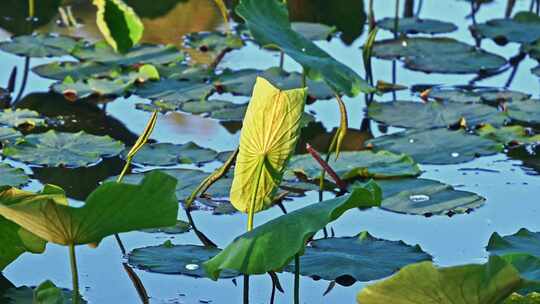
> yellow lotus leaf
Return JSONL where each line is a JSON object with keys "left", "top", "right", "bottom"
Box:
{"left": 230, "top": 77, "right": 307, "bottom": 215}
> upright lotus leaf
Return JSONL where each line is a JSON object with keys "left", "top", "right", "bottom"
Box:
{"left": 230, "top": 77, "right": 307, "bottom": 214}
{"left": 236, "top": 0, "right": 374, "bottom": 96}
{"left": 498, "top": 254, "right": 540, "bottom": 295}
{"left": 2, "top": 130, "right": 124, "bottom": 167}
{"left": 284, "top": 232, "right": 432, "bottom": 285}
{"left": 203, "top": 183, "right": 382, "bottom": 280}
{"left": 93, "top": 0, "right": 144, "bottom": 53}
{"left": 356, "top": 255, "right": 524, "bottom": 304}
{"left": 367, "top": 100, "right": 509, "bottom": 129}
{"left": 285, "top": 150, "right": 421, "bottom": 181}
{"left": 33, "top": 280, "right": 64, "bottom": 304}
{"left": 0, "top": 171, "right": 178, "bottom": 245}
{"left": 487, "top": 228, "right": 540, "bottom": 257}
{"left": 477, "top": 124, "right": 540, "bottom": 145}
{"left": 504, "top": 292, "right": 540, "bottom": 303}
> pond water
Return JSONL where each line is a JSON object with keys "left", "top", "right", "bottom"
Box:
{"left": 1, "top": 0, "right": 539, "bottom": 303}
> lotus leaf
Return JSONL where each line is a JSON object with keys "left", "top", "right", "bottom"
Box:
{"left": 0, "top": 34, "right": 78, "bottom": 58}
{"left": 0, "top": 128, "right": 21, "bottom": 144}
{"left": 0, "top": 164, "right": 29, "bottom": 188}
{"left": 290, "top": 22, "right": 336, "bottom": 41}
{"left": 135, "top": 78, "right": 214, "bottom": 103}
{"left": 73, "top": 42, "right": 184, "bottom": 66}
{"left": 367, "top": 128, "right": 504, "bottom": 164}
{"left": 3, "top": 130, "right": 124, "bottom": 167}
{"left": 471, "top": 12, "right": 540, "bottom": 44}
{"left": 284, "top": 232, "right": 431, "bottom": 285}
{"left": 140, "top": 220, "right": 191, "bottom": 235}
{"left": 236, "top": 0, "right": 374, "bottom": 96}
{"left": 32, "top": 61, "right": 116, "bottom": 81}
{"left": 183, "top": 31, "right": 244, "bottom": 62}
{"left": 378, "top": 17, "right": 457, "bottom": 34}
{"left": 203, "top": 182, "right": 382, "bottom": 279}
{"left": 129, "top": 244, "right": 238, "bottom": 279}
{"left": 426, "top": 86, "right": 530, "bottom": 104}
{"left": 124, "top": 142, "right": 218, "bottom": 166}
{"left": 0, "top": 109, "right": 46, "bottom": 128}
{"left": 507, "top": 99, "right": 540, "bottom": 124}
{"left": 356, "top": 255, "right": 524, "bottom": 304}
{"left": 0, "top": 171, "right": 178, "bottom": 245}
{"left": 477, "top": 124, "right": 540, "bottom": 145}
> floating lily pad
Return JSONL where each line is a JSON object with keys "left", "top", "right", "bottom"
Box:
{"left": 488, "top": 228, "right": 540, "bottom": 257}
{"left": 368, "top": 100, "right": 509, "bottom": 129}
{"left": 285, "top": 150, "right": 421, "bottom": 181}
{"left": 180, "top": 99, "right": 241, "bottom": 115}
{"left": 73, "top": 42, "right": 185, "bottom": 66}
{"left": 183, "top": 31, "right": 244, "bottom": 63}
{"left": 52, "top": 77, "right": 134, "bottom": 99}
{"left": 124, "top": 142, "right": 218, "bottom": 166}
{"left": 426, "top": 86, "right": 530, "bottom": 104}
{"left": 0, "top": 34, "right": 79, "bottom": 57}
{"left": 356, "top": 255, "right": 523, "bottom": 304}
{"left": 284, "top": 232, "right": 431, "bottom": 285}
{"left": 507, "top": 99, "right": 540, "bottom": 124}
{"left": 477, "top": 124, "right": 540, "bottom": 145}
{"left": 236, "top": 0, "right": 374, "bottom": 96}
{"left": 378, "top": 17, "right": 457, "bottom": 34}
{"left": 128, "top": 243, "right": 239, "bottom": 279}
{"left": 376, "top": 178, "right": 485, "bottom": 216}
{"left": 0, "top": 283, "right": 86, "bottom": 304}
{"left": 372, "top": 37, "right": 506, "bottom": 74}
{"left": 32, "top": 61, "right": 116, "bottom": 81}
{"left": 368, "top": 128, "right": 504, "bottom": 164}
{"left": 0, "top": 109, "right": 46, "bottom": 128}
{"left": 0, "top": 164, "right": 29, "bottom": 187}
{"left": 291, "top": 22, "right": 336, "bottom": 40}
{"left": 508, "top": 144, "right": 540, "bottom": 176}
{"left": 471, "top": 13, "right": 540, "bottom": 45}
{"left": 532, "top": 66, "right": 540, "bottom": 77}
{"left": 140, "top": 220, "right": 191, "bottom": 235}
{"left": 135, "top": 78, "right": 214, "bottom": 103}
{"left": 156, "top": 63, "right": 212, "bottom": 81}
{"left": 3, "top": 130, "right": 124, "bottom": 167}
{"left": 214, "top": 67, "right": 334, "bottom": 100}
{"left": 0, "top": 128, "right": 21, "bottom": 144}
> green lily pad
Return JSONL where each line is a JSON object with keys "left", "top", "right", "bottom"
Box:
{"left": 477, "top": 124, "right": 540, "bottom": 145}
{"left": 236, "top": 0, "right": 374, "bottom": 96}
{"left": 135, "top": 78, "right": 214, "bottom": 103}
{"left": 124, "top": 142, "right": 218, "bottom": 166}
{"left": 372, "top": 37, "right": 506, "bottom": 74}
{"left": 284, "top": 232, "right": 431, "bottom": 285}
{"left": 183, "top": 31, "right": 244, "bottom": 62}
{"left": 471, "top": 12, "right": 540, "bottom": 44}
{"left": 378, "top": 17, "right": 457, "bottom": 34}
{"left": 367, "top": 128, "right": 504, "bottom": 164}
{"left": 115, "top": 169, "right": 231, "bottom": 202}
{"left": 0, "top": 128, "right": 21, "bottom": 144}
{"left": 356, "top": 255, "right": 524, "bottom": 304}
{"left": 3, "top": 130, "right": 124, "bottom": 167}
{"left": 488, "top": 228, "right": 540, "bottom": 257}
{"left": 214, "top": 67, "right": 334, "bottom": 100}
{"left": 73, "top": 42, "right": 184, "bottom": 66}
{"left": 291, "top": 22, "right": 336, "bottom": 41}
{"left": 426, "top": 86, "right": 530, "bottom": 104}
{"left": 140, "top": 220, "right": 191, "bottom": 235}
{"left": 367, "top": 100, "right": 509, "bottom": 129}
{"left": 0, "top": 109, "right": 46, "bottom": 128}
{"left": 0, "top": 282, "right": 86, "bottom": 304}
{"left": 285, "top": 150, "right": 421, "bottom": 181}
{"left": 32, "top": 61, "right": 116, "bottom": 81}
{"left": 507, "top": 99, "right": 540, "bottom": 124}
{"left": 0, "top": 34, "right": 79, "bottom": 58}
{"left": 203, "top": 182, "right": 382, "bottom": 279}
{"left": 156, "top": 63, "right": 212, "bottom": 81}
{"left": 129, "top": 243, "right": 238, "bottom": 279}
{"left": 523, "top": 40, "right": 540, "bottom": 61}
{"left": 0, "top": 164, "right": 29, "bottom": 187}
{"left": 180, "top": 99, "right": 241, "bottom": 115}
{"left": 52, "top": 77, "right": 134, "bottom": 99}
{"left": 376, "top": 178, "right": 485, "bottom": 216}
{"left": 0, "top": 171, "right": 178, "bottom": 246}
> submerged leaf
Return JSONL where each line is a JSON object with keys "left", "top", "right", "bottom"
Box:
{"left": 204, "top": 183, "right": 382, "bottom": 279}
{"left": 0, "top": 171, "right": 178, "bottom": 245}
{"left": 356, "top": 256, "right": 524, "bottom": 304}
{"left": 230, "top": 77, "right": 307, "bottom": 214}
{"left": 93, "top": 0, "right": 144, "bottom": 53}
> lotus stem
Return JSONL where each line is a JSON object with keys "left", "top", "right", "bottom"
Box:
{"left": 69, "top": 244, "right": 80, "bottom": 304}
{"left": 306, "top": 143, "right": 347, "bottom": 191}
{"left": 394, "top": 0, "right": 400, "bottom": 38}
{"left": 279, "top": 51, "right": 285, "bottom": 70}
{"left": 294, "top": 254, "right": 300, "bottom": 304}
{"left": 28, "top": 0, "right": 34, "bottom": 18}
{"left": 243, "top": 275, "right": 250, "bottom": 304}
{"left": 13, "top": 57, "right": 30, "bottom": 106}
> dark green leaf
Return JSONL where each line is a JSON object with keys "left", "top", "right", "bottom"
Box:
{"left": 0, "top": 34, "right": 79, "bottom": 58}
{"left": 378, "top": 18, "right": 457, "bottom": 35}
{"left": 124, "top": 142, "right": 218, "bottom": 166}
{"left": 0, "top": 164, "right": 29, "bottom": 188}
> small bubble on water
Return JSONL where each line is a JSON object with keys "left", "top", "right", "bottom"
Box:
{"left": 409, "top": 194, "right": 430, "bottom": 203}
{"left": 408, "top": 138, "right": 415, "bottom": 143}
{"left": 451, "top": 152, "right": 460, "bottom": 158}
{"left": 301, "top": 48, "right": 306, "bottom": 52}
{"left": 401, "top": 41, "right": 408, "bottom": 47}
{"left": 185, "top": 263, "right": 200, "bottom": 271}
